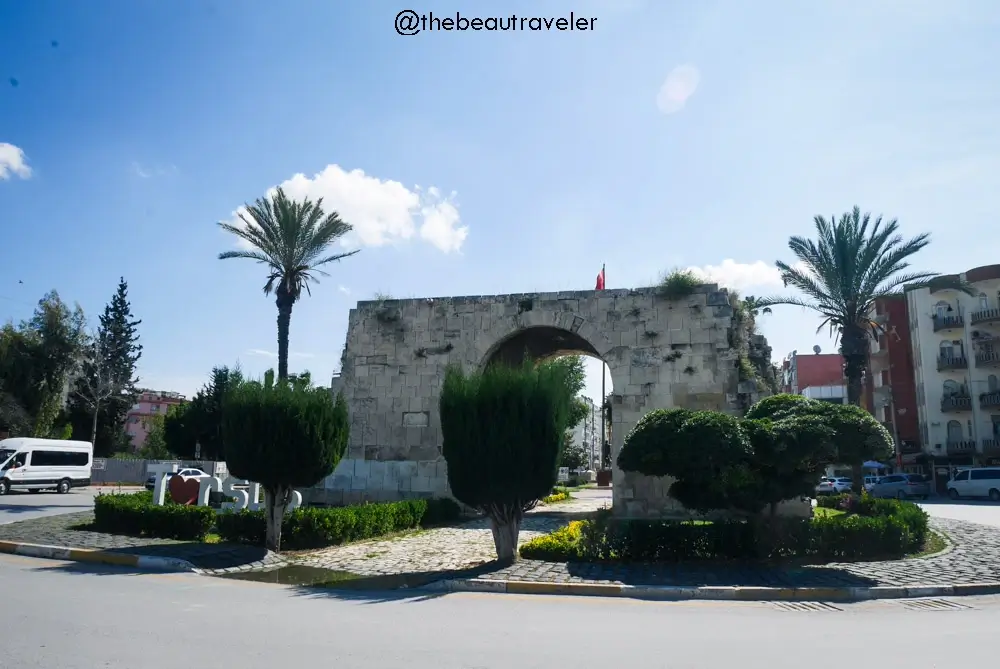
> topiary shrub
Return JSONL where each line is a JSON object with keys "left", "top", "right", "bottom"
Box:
{"left": 222, "top": 379, "right": 349, "bottom": 551}
{"left": 745, "top": 394, "right": 893, "bottom": 491}
{"left": 93, "top": 491, "right": 215, "bottom": 540}
{"left": 743, "top": 393, "right": 813, "bottom": 420}
{"left": 616, "top": 408, "right": 692, "bottom": 477}
{"left": 439, "top": 360, "right": 573, "bottom": 562}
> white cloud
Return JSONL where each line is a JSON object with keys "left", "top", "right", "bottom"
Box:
{"left": 656, "top": 65, "right": 701, "bottom": 115}
{"left": 337, "top": 285, "right": 351, "bottom": 295}
{"left": 131, "top": 162, "right": 177, "bottom": 179}
{"left": 686, "top": 259, "right": 811, "bottom": 290}
{"left": 246, "top": 349, "right": 315, "bottom": 360}
{"left": 228, "top": 164, "right": 468, "bottom": 254}
{"left": 0, "top": 143, "right": 31, "bottom": 180}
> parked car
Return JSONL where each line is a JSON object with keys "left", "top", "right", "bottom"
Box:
{"left": 947, "top": 467, "right": 1000, "bottom": 501}
{"left": 868, "top": 473, "right": 931, "bottom": 500}
{"left": 863, "top": 476, "right": 881, "bottom": 492}
{"left": 144, "top": 467, "right": 208, "bottom": 491}
{"left": 815, "top": 477, "right": 852, "bottom": 495}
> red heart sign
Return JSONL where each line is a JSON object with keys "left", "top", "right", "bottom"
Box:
{"left": 168, "top": 476, "right": 201, "bottom": 505}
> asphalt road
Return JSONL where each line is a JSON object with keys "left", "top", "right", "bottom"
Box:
{"left": 0, "top": 485, "right": 141, "bottom": 525}
{"left": 919, "top": 499, "right": 1000, "bottom": 528}
{"left": 1, "top": 551, "right": 996, "bottom": 669}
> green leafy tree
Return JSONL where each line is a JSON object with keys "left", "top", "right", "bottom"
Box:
{"left": 138, "top": 413, "right": 172, "bottom": 459}
{"left": 218, "top": 188, "right": 360, "bottom": 380}
{"left": 745, "top": 393, "right": 893, "bottom": 490}
{"left": 558, "top": 432, "right": 588, "bottom": 470}
{"left": 617, "top": 404, "right": 842, "bottom": 519}
{"left": 162, "top": 366, "right": 244, "bottom": 459}
{"left": 0, "top": 292, "right": 86, "bottom": 438}
{"left": 440, "top": 360, "right": 573, "bottom": 561}
{"left": 222, "top": 378, "right": 349, "bottom": 550}
{"left": 66, "top": 280, "right": 142, "bottom": 454}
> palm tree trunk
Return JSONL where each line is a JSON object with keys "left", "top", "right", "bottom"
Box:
{"left": 841, "top": 324, "right": 869, "bottom": 492}
{"left": 275, "top": 290, "right": 294, "bottom": 381}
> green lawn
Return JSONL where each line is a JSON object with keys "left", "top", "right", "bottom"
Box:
{"left": 812, "top": 507, "right": 845, "bottom": 519}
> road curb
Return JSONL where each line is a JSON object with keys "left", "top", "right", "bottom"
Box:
{"left": 0, "top": 540, "right": 196, "bottom": 572}
{"left": 421, "top": 578, "right": 1000, "bottom": 602}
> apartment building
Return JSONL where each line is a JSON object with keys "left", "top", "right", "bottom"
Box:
{"left": 864, "top": 295, "right": 921, "bottom": 467}
{"left": 568, "top": 396, "right": 598, "bottom": 468}
{"left": 125, "top": 389, "right": 186, "bottom": 449}
{"left": 780, "top": 349, "right": 847, "bottom": 403}
{"left": 901, "top": 264, "right": 1000, "bottom": 481}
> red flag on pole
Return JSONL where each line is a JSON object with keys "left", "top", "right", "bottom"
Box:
{"left": 595, "top": 264, "right": 606, "bottom": 290}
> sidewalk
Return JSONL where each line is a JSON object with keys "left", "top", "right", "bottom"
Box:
{"left": 284, "top": 488, "right": 611, "bottom": 576}
{"left": 421, "top": 516, "right": 1000, "bottom": 601}
{"left": 0, "top": 511, "right": 286, "bottom": 573}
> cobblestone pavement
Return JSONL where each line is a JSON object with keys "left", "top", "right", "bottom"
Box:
{"left": 471, "top": 517, "right": 1000, "bottom": 588}
{"left": 0, "top": 510, "right": 284, "bottom": 571}
{"left": 287, "top": 491, "right": 611, "bottom": 575}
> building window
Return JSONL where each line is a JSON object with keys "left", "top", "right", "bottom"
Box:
{"left": 989, "top": 375, "right": 999, "bottom": 393}
{"left": 943, "top": 380, "right": 961, "bottom": 397}
{"left": 947, "top": 420, "right": 963, "bottom": 442}
{"left": 151, "top": 405, "right": 160, "bottom": 413}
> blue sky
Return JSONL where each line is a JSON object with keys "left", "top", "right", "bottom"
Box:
{"left": 2, "top": 0, "right": 999, "bottom": 405}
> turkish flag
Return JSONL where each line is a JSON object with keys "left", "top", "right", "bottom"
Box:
{"left": 595, "top": 267, "right": 605, "bottom": 290}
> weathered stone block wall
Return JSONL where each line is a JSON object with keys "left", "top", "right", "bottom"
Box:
{"left": 309, "top": 285, "right": 759, "bottom": 517}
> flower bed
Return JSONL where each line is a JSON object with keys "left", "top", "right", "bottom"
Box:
{"left": 92, "top": 491, "right": 462, "bottom": 548}
{"left": 519, "top": 496, "right": 929, "bottom": 563}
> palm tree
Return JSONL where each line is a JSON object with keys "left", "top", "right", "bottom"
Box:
{"left": 760, "top": 207, "right": 971, "bottom": 486}
{"left": 219, "top": 188, "right": 359, "bottom": 380}
{"left": 760, "top": 207, "right": 971, "bottom": 404}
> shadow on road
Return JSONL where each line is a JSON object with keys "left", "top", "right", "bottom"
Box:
{"left": 283, "top": 562, "right": 509, "bottom": 604}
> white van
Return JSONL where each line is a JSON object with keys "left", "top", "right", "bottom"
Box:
{"left": 947, "top": 467, "right": 1000, "bottom": 502}
{"left": 0, "top": 438, "right": 93, "bottom": 495}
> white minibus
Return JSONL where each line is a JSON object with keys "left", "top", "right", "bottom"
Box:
{"left": 0, "top": 437, "right": 93, "bottom": 494}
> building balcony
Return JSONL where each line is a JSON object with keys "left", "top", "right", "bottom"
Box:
{"left": 900, "top": 442, "right": 923, "bottom": 455}
{"left": 937, "top": 355, "right": 968, "bottom": 371}
{"left": 982, "top": 439, "right": 1000, "bottom": 457}
{"left": 932, "top": 314, "right": 964, "bottom": 332}
{"left": 947, "top": 440, "right": 977, "bottom": 456}
{"left": 971, "top": 308, "right": 1000, "bottom": 326}
{"left": 941, "top": 395, "right": 973, "bottom": 412}
{"left": 981, "top": 392, "right": 1000, "bottom": 409}
{"left": 975, "top": 351, "right": 1000, "bottom": 368}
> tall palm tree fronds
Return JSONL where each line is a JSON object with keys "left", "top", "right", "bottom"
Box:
{"left": 758, "top": 206, "right": 971, "bottom": 405}
{"left": 218, "top": 187, "right": 359, "bottom": 380}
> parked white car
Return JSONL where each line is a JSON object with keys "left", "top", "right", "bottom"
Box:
{"left": 144, "top": 467, "right": 208, "bottom": 491}
{"left": 947, "top": 467, "right": 1000, "bottom": 502}
{"left": 815, "top": 477, "right": 853, "bottom": 495}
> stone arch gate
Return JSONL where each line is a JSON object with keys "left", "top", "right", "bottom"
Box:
{"left": 310, "top": 285, "right": 758, "bottom": 517}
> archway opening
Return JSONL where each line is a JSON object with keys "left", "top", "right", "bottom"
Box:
{"left": 483, "top": 326, "right": 614, "bottom": 474}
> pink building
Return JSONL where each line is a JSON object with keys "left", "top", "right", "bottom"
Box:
{"left": 126, "top": 390, "right": 186, "bottom": 449}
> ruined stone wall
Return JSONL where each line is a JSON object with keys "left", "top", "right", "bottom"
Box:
{"left": 309, "top": 285, "right": 761, "bottom": 518}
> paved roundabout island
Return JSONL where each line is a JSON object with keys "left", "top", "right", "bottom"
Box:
{"left": 3, "top": 488, "right": 1000, "bottom": 601}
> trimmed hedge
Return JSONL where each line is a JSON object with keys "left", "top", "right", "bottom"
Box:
{"left": 92, "top": 491, "right": 463, "bottom": 548}
{"left": 519, "top": 499, "right": 930, "bottom": 563}
{"left": 93, "top": 491, "right": 216, "bottom": 541}
{"left": 216, "top": 497, "right": 464, "bottom": 550}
